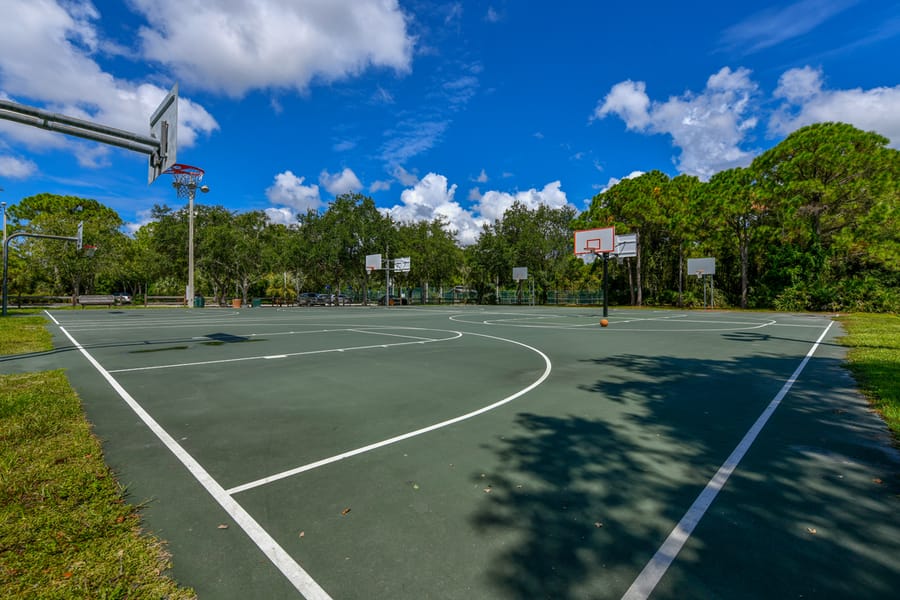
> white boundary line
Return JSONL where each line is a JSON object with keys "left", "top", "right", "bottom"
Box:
{"left": 107, "top": 331, "right": 462, "bottom": 373}
{"left": 44, "top": 312, "right": 332, "bottom": 600}
{"left": 620, "top": 320, "right": 834, "bottom": 600}
{"left": 227, "top": 331, "right": 552, "bottom": 495}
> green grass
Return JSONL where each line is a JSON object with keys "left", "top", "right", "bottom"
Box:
{"left": 839, "top": 313, "right": 900, "bottom": 440}
{"left": 0, "top": 317, "right": 195, "bottom": 599}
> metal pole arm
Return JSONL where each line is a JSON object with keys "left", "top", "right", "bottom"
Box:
{"left": 0, "top": 99, "right": 160, "bottom": 155}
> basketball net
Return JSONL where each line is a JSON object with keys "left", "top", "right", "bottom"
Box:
{"left": 165, "top": 163, "right": 205, "bottom": 199}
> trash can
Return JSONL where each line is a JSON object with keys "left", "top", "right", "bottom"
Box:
{"left": 251, "top": 297, "right": 262, "bottom": 308}
{"left": 231, "top": 298, "right": 241, "bottom": 308}
{"left": 193, "top": 295, "right": 205, "bottom": 308}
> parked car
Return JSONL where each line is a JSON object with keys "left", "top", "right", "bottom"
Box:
{"left": 297, "top": 292, "right": 321, "bottom": 306}
{"left": 378, "top": 295, "right": 408, "bottom": 306}
{"left": 113, "top": 292, "right": 132, "bottom": 304}
{"left": 315, "top": 293, "right": 332, "bottom": 305}
{"left": 331, "top": 293, "right": 351, "bottom": 306}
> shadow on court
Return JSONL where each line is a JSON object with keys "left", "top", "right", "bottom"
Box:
{"left": 471, "top": 351, "right": 900, "bottom": 599}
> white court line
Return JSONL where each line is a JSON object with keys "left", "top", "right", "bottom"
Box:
{"left": 107, "top": 331, "right": 462, "bottom": 373}
{"left": 226, "top": 331, "right": 552, "bottom": 495}
{"left": 43, "top": 311, "right": 332, "bottom": 600}
{"left": 620, "top": 320, "right": 834, "bottom": 600}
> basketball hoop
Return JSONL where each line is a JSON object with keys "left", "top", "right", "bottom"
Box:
{"left": 164, "top": 164, "right": 208, "bottom": 307}
{"left": 165, "top": 163, "right": 206, "bottom": 198}
{"left": 82, "top": 244, "right": 97, "bottom": 258}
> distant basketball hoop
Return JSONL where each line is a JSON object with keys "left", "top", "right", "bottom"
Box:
{"left": 82, "top": 245, "right": 97, "bottom": 258}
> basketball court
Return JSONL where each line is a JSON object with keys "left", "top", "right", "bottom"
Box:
{"left": 4, "top": 305, "right": 896, "bottom": 599}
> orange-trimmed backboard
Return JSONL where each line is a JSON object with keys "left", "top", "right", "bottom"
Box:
{"left": 574, "top": 227, "right": 615, "bottom": 255}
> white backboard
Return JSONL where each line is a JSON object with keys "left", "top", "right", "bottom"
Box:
{"left": 574, "top": 227, "right": 615, "bottom": 255}
{"left": 613, "top": 233, "right": 637, "bottom": 258}
{"left": 687, "top": 257, "right": 716, "bottom": 276}
{"left": 148, "top": 84, "right": 178, "bottom": 184}
{"left": 513, "top": 267, "right": 528, "bottom": 281}
{"left": 395, "top": 257, "right": 411, "bottom": 272}
{"left": 366, "top": 253, "right": 382, "bottom": 271}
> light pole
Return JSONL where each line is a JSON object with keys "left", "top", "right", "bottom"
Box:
{"left": 187, "top": 183, "right": 210, "bottom": 306}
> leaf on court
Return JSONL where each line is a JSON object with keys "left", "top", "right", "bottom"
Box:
{"left": 412, "top": 483, "right": 420, "bottom": 490}
{"left": 299, "top": 531, "right": 305, "bottom": 538}
{"left": 806, "top": 527, "right": 817, "bottom": 535}
{"left": 341, "top": 508, "right": 351, "bottom": 516}
{"left": 483, "top": 486, "right": 492, "bottom": 493}
{"left": 594, "top": 522, "right": 603, "bottom": 528}
{"left": 217, "top": 524, "right": 229, "bottom": 529}
{"left": 873, "top": 478, "right": 883, "bottom": 484}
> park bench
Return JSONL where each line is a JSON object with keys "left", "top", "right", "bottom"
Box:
{"left": 77, "top": 294, "right": 116, "bottom": 308}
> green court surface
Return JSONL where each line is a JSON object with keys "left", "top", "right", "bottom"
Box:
{"left": 7, "top": 306, "right": 898, "bottom": 599}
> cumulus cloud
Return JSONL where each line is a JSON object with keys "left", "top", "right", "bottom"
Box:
{"left": 131, "top": 0, "right": 414, "bottom": 97}
{"left": 598, "top": 170, "right": 645, "bottom": 193}
{"left": 475, "top": 181, "right": 570, "bottom": 223}
{"left": 593, "top": 67, "right": 759, "bottom": 179}
{"left": 264, "top": 207, "right": 297, "bottom": 226}
{"left": 384, "top": 174, "right": 573, "bottom": 246}
{"left": 0, "top": 1, "right": 217, "bottom": 161}
{"left": 265, "top": 170, "right": 322, "bottom": 213}
{"left": 0, "top": 155, "right": 38, "bottom": 179}
{"left": 385, "top": 173, "right": 485, "bottom": 245}
{"left": 319, "top": 167, "right": 363, "bottom": 196}
{"left": 770, "top": 66, "right": 900, "bottom": 147}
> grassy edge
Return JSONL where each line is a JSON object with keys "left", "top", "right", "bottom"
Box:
{"left": 0, "top": 315, "right": 195, "bottom": 599}
{"left": 837, "top": 313, "right": 900, "bottom": 441}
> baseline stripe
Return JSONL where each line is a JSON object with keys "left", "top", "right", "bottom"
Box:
{"left": 621, "top": 320, "right": 834, "bottom": 600}
{"left": 45, "top": 312, "right": 331, "bottom": 600}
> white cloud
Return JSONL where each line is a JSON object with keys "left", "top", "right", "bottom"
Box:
{"left": 598, "top": 170, "right": 645, "bottom": 193}
{"left": 369, "top": 179, "right": 391, "bottom": 193}
{"left": 392, "top": 165, "right": 420, "bottom": 186}
{"left": 475, "top": 169, "right": 488, "bottom": 183}
{"left": 0, "top": 155, "right": 38, "bottom": 179}
{"left": 475, "top": 181, "right": 570, "bottom": 223}
{"left": 132, "top": 0, "right": 414, "bottom": 97}
{"left": 385, "top": 174, "right": 573, "bottom": 246}
{"left": 385, "top": 173, "right": 485, "bottom": 245}
{"left": 593, "top": 67, "right": 759, "bottom": 179}
{"left": 0, "top": 1, "right": 218, "bottom": 161}
{"left": 265, "top": 170, "right": 322, "bottom": 213}
{"left": 719, "top": 0, "right": 860, "bottom": 54}
{"left": 770, "top": 66, "right": 900, "bottom": 147}
{"left": 265, "top": 207, "right": 297, "bottom": 226}
{"left": 319, "top": 167, "right": 363, "bottom": 196}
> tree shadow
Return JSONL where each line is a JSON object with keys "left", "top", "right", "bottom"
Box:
{"left": 470, "top": 351, "right": 900, "bottom": 598}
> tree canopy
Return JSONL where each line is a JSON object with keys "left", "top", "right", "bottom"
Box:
{"left": 4, "top": 122, "right": 897, "bottom": 311}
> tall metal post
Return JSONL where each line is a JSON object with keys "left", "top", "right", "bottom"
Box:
{"left": 188, "top": 186, "right": 195, "bottom": 305}
{"left": 602, "top": 252, "right": 609, "bottom": 318}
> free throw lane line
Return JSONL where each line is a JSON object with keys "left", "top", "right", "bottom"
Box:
{"left": 45, "top": 313, "right": 332, "bottom": 600}
{"left": 621, "top": 320, "right": 835, "bottom": 600}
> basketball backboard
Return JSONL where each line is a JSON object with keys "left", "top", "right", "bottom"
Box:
{"left": 148, "top": 84, "right": 178, "bottom": 184}
{"left": 613, "top": 233, "right": 637, "bottom": 258}
{"left": 395, "top": 257, "right": 411, "bottom": 272}
{"left": 366, "top": 253, "right": 382, "bottom": 271}
{"left": 687, "top": 257, "right": 716, "bottom": 276}
{"left": 513, "top": 267, "right": 528, "bottom": 281}
{"left": 574, "top": 227, "right": 615, "bottom": 255}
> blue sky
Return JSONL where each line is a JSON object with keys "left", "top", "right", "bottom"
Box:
{"left": 1, "top": 0, "right": 899, "bottom": 244}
